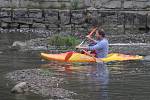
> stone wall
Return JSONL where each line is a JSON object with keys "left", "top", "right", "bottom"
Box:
{"left": 0, "top": 0, "right": 150, "bottom": 9}
{"left": 0, "top": 8, "right": 150, "bottom": 34}
{"left": 0, "top": 0, "right": 150, "bottom": 35}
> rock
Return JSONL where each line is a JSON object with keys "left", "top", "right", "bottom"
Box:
{"left": 10, "top": 41, "right": 28, "bottom": 51}
{"left": 87, "top": 7, "right": 97, "bottom": 10}
{"left": 12, "top": 41, "right": 26, "bottom": 47}
{"left": 11, "top": 82, "right": 29, "bottom": 93}
{"left": 144, "top": 55, "right": 150, "bottom": 61}
{"left": 7, "top": 69, "right": 77, "bottom": 98}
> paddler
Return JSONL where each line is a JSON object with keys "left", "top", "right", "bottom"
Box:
{"left": 76, "top": 27, "right": 109, "bottom": 59}
{"left": 76, "top": 27, "right": 109, "bottom": 78}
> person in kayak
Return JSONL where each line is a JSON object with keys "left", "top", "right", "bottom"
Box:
{"left": 76, "top": 27, "right": 109, "bottom": 59}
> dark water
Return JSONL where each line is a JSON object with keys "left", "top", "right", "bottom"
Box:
{"left": 0, "top": 51, "right": 44, "bottom": 100}
{"left": 0, "top": 32, "right": 150, "bottom": 100}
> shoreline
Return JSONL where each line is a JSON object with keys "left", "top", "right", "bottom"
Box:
{"left": 6, "top": 68, "right": 77, "bottom": 99}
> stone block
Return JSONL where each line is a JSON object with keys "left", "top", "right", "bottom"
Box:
{"left": 13, "top": 8, "right": 28, "bottom": 18}
{"left": 28, "top": 9, "right": 42, "bottom": 19}
{"left": 71, "top": 10, "right": 84, "bottom": 25}
{"left": 32, "top": 23, "right": 46, "bottom": 28}
{"left": 0, "top": 8, "right": 12, "bottom": 17}
{"left": 103, "top": 1, "right": 121, "bottom": 8}
{"left": 59, "top": 10, "right": 70, "bottom": 25}
{"left": 0, "top": 0, "right": 9, "bottom": 7}
{"left": 44, "top": 9, "right": 58, "bottom": 24}
{"left": 135, "top": 1, "right": 148, "bottom": 8}
{"left": 1, "top": 22, "right": 8, "bottom": 28}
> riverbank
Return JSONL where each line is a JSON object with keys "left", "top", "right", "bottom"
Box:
{"left": 6, "top": 68, "right": 77, "bottom": 99}
{"left": 1, "top": 26, "right": 150, "bottom": 100}
{"left": 8, "top": 31, "right": 150, "bottom": 55}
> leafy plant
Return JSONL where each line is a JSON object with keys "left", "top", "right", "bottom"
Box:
{"left": 70, "top": 0, "right": 80, "bottom": 10}
{"left": 47, "top": 34, "right": 80, "bottom": 47}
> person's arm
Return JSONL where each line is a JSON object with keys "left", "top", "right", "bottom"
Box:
{"left": 86, "top": 35, "right": 98, "bottom": 43}
{"left": 86, "top": 27, "right": 97, "bottom": 43}
{"left": 76, "top": 45, "right": 103, "bottom": 62}
{"left": 76, "top": 45, "right": 88, "bottom": 49}
{"left": 88, "top": 42, "right": 103, "bottom": 51}
{"left": 76, "top": 41, "right": 103, "bottom": 50}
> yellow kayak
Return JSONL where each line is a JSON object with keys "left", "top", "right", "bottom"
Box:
{"left": 41, "top": 52, "right": 143, "bottom": 63}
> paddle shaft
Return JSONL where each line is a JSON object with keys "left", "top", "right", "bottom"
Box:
{"left": 79, "top": 27, "right": 97, "bottom": 46}
{"left": 88, "top": 27, "right": 97, "bottom": 36}
{"left": 82, "top": 50, "right": 103, "bottom": 63}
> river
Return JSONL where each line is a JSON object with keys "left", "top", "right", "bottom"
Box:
{"left": 0, "top": 31, "right": 150, "bottom": 100}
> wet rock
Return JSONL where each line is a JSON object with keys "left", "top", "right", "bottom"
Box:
{"left": 144, "top": 55, "right": 150, "bottom": 61}
{"left": 12, "top": 41, "right": 27, "bottom": 47}
{"left": 11, "top": 41, "right": 27, "bottom": 51}
{"left": 11, "top": 82, "right": 29, "bottom": 93}
{"left": 10, "top": 38, "right": 49, "bottom": 51}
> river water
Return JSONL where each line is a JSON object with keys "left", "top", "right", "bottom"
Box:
{"left": 0, "top": 31, "right": 150, "bottom": 100}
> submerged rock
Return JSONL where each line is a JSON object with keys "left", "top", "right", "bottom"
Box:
{"left": 11, "top": 82, "right": 29, "bottom": 93}
{"left": 10, "top": 38, "right": 49, "bottom": 51}
{"left": 12, "top": 41, "right": 27, "bottom": 47}
{"left": 11, "top": 41, "right": 27, "bottom": 51}
{"left": 144, "top": 55, "right": 150, "bottom": 61}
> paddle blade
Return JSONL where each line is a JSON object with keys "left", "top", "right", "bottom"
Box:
{"left": 65, "top": 52, "right": 74, "bottom": 62}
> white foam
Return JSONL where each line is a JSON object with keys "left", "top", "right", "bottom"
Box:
{"left": 109, "top": 43, "right": 150, "bottom": 46}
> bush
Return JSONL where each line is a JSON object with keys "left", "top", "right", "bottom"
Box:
{"left": 47, "top": 34, "right": 80, "bottom": 47}
{"left": 70, "top": 0, "right": 80, "bottom": 10}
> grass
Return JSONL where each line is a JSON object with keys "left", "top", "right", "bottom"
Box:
{"left": 70, "top": 0, "right": 80, "bottom": 10}
{"left": 47, "top": 34, "right": 80, "bottom": 49}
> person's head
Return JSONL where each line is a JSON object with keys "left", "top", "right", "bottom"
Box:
{"left": 95, "top": 28, "right": 105, "bottom": 40}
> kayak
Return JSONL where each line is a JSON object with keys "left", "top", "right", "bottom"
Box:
{"left": 41, "top": 52, "right": 143, "bottom": 63}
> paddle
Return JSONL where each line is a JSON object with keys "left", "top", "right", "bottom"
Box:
{"left": 78, "top": 27, "right": 104, "bottom": 63}
{"left": 75, "top": 27, "right": 103, "bottom": 63}
{"left": 78, "top": 27, "right": 97, "bottom": 46}
{"left": 82, "top": 49, "right": 103, "bottom": 63}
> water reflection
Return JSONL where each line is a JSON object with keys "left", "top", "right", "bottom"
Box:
{"left": 90, "top": 63, "right": 109, "bottom": 100}
{"left": 86, "top": 63, "right": 109, "bottom": 83}
{"left": 14, "top": 94, "right": 27, "bottom": 100}
{"left": 40, "top": 62, "right": 96, "bottom": 74}
{"left": 40, "top": 62, "right": 110, "bottom": 100}
{"left": 59, "top": 62, "right": 110, "bottom": 100}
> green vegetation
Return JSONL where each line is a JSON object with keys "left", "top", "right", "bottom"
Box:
{"left": 60, "top": 3, "right": 67, "bottom": 9}
{"left": 47, "top": 34, "right": 80, "bottom": 48}
{"left": 70, "top": 0, "right": 80, "bottom": 10}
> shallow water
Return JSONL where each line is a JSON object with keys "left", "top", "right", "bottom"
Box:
{"left": 1, "top": 50, "right": 150, "bottom": 100}
{"left": 1, "top": 32, "right": 150, "bottom": 100}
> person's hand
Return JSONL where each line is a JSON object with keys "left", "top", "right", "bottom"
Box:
{"left": 95, "top": 58, "right": 103, "bottom": 63}
{"left": 86, "top": 35, "right": 92, "bottom": 39}
{"left": 86, "top": 35, "right": 90, "bottom": 38}
{"left": 75, "top": 45, "right": 81, "bottom": 49}
{"left": 101, "top": 28, "right": 104, "bottom": 32}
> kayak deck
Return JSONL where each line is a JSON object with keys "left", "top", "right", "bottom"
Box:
{"left": 41, "top": 52, "right": 96, "bottom": 62}
{"left": 41, "top": 52, "right": 143, "bottom": 63}
{"left": 102, "top": 53, "right": 143, "bottom": 62}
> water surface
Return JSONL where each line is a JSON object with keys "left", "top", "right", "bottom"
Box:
{"left": 0, "top": 32, "right": 150, "bottom": 100}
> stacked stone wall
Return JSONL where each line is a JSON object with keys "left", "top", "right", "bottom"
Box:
{"left": 0, "top": 8, "right": 150, "bottom": 34}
